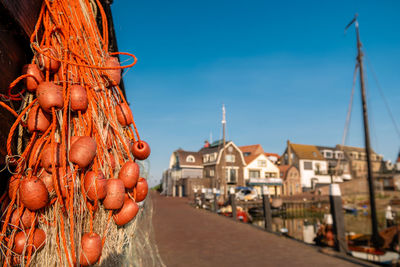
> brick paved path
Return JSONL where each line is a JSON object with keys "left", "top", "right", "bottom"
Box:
{"left": 151, "top": 192, "right": 358, "bottom": 267}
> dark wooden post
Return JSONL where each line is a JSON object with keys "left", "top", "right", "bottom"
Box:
{"left": 262, "top": 187, "right": 273, "bottom": 232}
{"left": 213, "top": 188, "right": 218, "bottom": 213}
{"left": 329, "top": 184, "right": 348, "bottom": 253}
{"left": 229, "top": 188, "right": 237, "bottom": 220}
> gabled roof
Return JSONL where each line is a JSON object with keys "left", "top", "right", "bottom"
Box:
{"left": 290, "top": 143, "right": 324, "bottom": 160}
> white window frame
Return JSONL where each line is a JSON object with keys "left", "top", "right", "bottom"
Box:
{"left": 186, "top": 155, "right": 195, "bottom": 163}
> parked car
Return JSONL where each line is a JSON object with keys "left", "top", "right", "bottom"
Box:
{"left": 235, "top": 187, "right": 258, "bottom": 201}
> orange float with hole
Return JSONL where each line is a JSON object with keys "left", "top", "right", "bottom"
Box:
{"left": 131, "top": 140, "right": 151, "bottom": 160}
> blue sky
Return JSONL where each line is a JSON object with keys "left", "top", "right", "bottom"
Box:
{"left": 111, "top": 1, "right": 400, "bottom": 186}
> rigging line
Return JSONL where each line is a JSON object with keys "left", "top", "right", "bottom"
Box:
{"left": 341, "top": 63, "right": 358, "bottom": 146}
{"left": 335, "top": 63, "right": 358, "bottom": 176}
{"left": 364, "top": 52, "right": 400, "bottom": 140}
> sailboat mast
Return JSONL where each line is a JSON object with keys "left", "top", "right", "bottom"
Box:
{"left": 222, "top": 104, "right": 227, "bottom": 197}
{"left": 354, "top": 18, "right": 380, "bottom": 247}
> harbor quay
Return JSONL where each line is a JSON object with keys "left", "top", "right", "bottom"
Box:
{"left": 151, "top": 191, "right": 359, "bottom": 267}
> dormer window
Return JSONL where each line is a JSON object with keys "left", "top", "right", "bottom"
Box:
{"left": 243, "top": 152, "right": 251, "bottom": 157}
{"left": 186, "top": 155, "right": 195, "bottom": 163}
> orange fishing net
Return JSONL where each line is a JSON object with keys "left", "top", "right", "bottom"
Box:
{"left": 0, "top": 0, "right": 150, "bottom": 266}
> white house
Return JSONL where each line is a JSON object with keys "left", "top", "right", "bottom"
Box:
{"left": 239, "top": 144, "right": 282, "bottom": 196}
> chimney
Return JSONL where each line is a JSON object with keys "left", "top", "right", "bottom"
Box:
{"left": 287, "top": 140, "right": 292, "bottom": 165}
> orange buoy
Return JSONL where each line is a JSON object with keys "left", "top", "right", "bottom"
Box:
{"left": 131, "top": 140, "right": 151, "bottom": 160}
{"left": 70, "top": 84, "right": 88, "bottom": 112}
{"left": 113, "top": 199, "right": 139, "bottom": 226}
{"left": 10, "top": 209, "right": 37, "bottom": 229}
{"left": 80, "top": 233, "right": 102, "bottom": 266}
{"left": 20, "top": 178, "right": 49, "bottom": 211}
{"left": 135, "top": 177, "right": 148, "bottom": 202}
{"left": 36, "top": 81, "right": 64, "bottom": 113}
{"left": 69, "top": 136, "right": 97, "bottom": 168}
{"left": 12, "top": 228, "right": 46, "bottom": 254}
{"left": 103, "top": 179, "right": 125, "bottom": 210}
{"left": 115, "top": 103, "right": 133, "bottom": 126}
{"left": 41, "top": 143, "right": 62, "bottom": 172}
{"left": 118, "top": 161, "right": 139, "bottom": 189}
{"left": 84, "top": 171, "right": 107, "bottom": 201}
{"left": 105, "top": 57, "right": 121, "bottom": 85}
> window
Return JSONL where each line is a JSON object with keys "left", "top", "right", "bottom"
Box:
{"left": 265, "top": 172, "right": 277, "bottom": 178}
{"left": 303, "top": 161, "right": 312, "bottom": 170}
{"left": 225, "top": 168, "right": 238, "bottom": 183}
{"left": 225, "top": 154, "right": 235, "bottom": 163}
{"left": 243, "top": 152, "right": 251, "bottom": 157}
{"left": 249, "top": 170, "right": 260, "bottom": 178}
{"left": 186, "top": 155, "right": 195, "bottom": 163}
{"left": 210, "top": 153, "right": 216, "bottom": 161}
{"left": 210, "top": 169, "right": 214, "bottom": 177}
{"left": 325, "top": 151, "right": 332, "bottom": 158}
{"left": 203, "top": 154, "right": 209, "bottom": 163}
{"left": 258, "top": 160, "right": 266, "bottom": 167}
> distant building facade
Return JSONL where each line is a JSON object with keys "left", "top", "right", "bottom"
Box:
{"left": 162, "top": 149, "right": 204, "bottom": 196}
{"left": 199, "top": 140, "right": 247, "bottom": 195}
{"left": 336, "top": 145, "right": 383, "bottom": 180}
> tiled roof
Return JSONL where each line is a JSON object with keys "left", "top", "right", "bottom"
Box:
{"left": 239, "top": 144, "right": 264, "bottom": 155}
{"left": 175, "top": 150, "right": 203, "bottom": 167}
{"left": 290, "top": 143, "right": 324, "bottom": 160}
{"left": 239, "top": 144, "right": 265, "bottom": 164}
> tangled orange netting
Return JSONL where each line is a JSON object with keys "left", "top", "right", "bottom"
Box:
{"left": 0, "top": 0, "right": 151, "bottom": 266}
